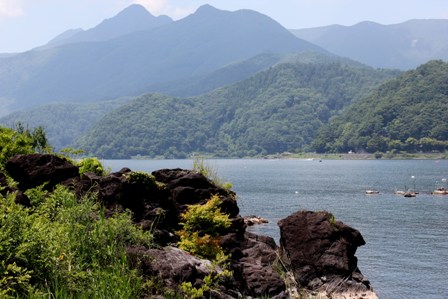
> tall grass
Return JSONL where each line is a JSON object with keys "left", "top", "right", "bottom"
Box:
{"left": 192, "top": 156, "right": 233, "bottom": 190}
{"left": 0, "top": 185, "right": 152, "bottom": 298}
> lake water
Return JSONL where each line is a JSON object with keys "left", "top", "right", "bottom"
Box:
{"left": 102, "top": 159, "right": 448, "bottom": 299}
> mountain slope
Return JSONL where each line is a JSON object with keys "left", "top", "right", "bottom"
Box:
{"left": 74, "top": 56, "right": 397, "bottom": 158}
{"left": 44, "top": 5, "right": 173, "bottom": 47}
{"left": 0, "top": 5, "right": 323, "bottom": 114}
{"left": 291, "top": 19, "right": 448, "bottom": 70}
{"left": 0, "top": 98, "right": 130, "bottom": 150}
{"left": 312, "top": 60, "right": 448, "bottom": 153}
{"left": 145, "top": 53, "right": 286, "bottom": 97}
{"left": 0, "top": 53, "right": 284, "bottom": 140}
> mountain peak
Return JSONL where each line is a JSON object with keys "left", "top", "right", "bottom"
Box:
{"left": 195, "top": 4, "right": 222, "bottom": 15}
{"left": 114, "top": 4, "right": 154, "bottom": 19}
{"left": 44, "top": 4, "right": 173, "bottom": 48}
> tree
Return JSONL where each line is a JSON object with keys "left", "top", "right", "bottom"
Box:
{"left": 0, "top": 127, "right": 34, "bottom": 167}
{"left": 0, "top": 125, "right": 52, "bottom": 168}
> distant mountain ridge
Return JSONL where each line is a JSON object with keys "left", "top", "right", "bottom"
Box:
{"left": 0, "top": 4, "right": 323, "bottom": 115}
{"left": 45, "top": 5, "right": 173, "bottom": 47}
{"left": 291, "top": 19, "right": 448, "bottom": 70}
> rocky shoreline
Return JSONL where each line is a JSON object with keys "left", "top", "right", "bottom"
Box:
{"left": 1, "top": 153, "right": 378, "bottom": 298}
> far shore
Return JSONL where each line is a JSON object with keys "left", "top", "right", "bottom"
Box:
{"left": 128, "top": 152, "right": 447, "bottom": 160}
{"left": 264, "top": 152, "right": 448, "bottom": 160}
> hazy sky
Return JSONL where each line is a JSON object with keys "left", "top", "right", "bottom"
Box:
{"left": 1, "top": 0, "right": 447, "bottom": 53}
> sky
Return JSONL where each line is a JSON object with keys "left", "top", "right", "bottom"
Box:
{"left": 1, "top": 0, "right": 448, "bottom": 53}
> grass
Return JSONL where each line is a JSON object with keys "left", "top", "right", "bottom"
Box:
{"left": 192, "top": 156, "right": 233, "bottom": 190}
{"left": 0, "top": 185, "right": 152, "bottom": 298}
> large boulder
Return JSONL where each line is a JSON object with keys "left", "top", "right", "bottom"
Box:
{"left": 278, "top": 210, "right": 374, "bottom": 295}
{"left": 239, "top": 232, "right": 286, "bottom": 297}
{"left": 5, "top": 154, "right": 79, "bottom": 190}
{"left": 127, "top": 246, "right": 239, "bottom": 299}
{"left": 151, "top": 168, "right": 243, "bottom": 238}
{"left": 152, "top": 169, "right": 239, "bottom": 218}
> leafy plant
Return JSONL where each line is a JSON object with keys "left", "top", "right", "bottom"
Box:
{"left": 177, "top": 195, "right": 233, "bottom": 297}
{"left": 0, "top": 185, "right": 152, "bottom": 298}
{"left": 177, "top": 195, "right": 231, "bottom": 257}
{"left": 77, "top": 157, "right": 107, "bottom": 176}
{"left": 180, "top": 252, "right": 232, "bottom": 299}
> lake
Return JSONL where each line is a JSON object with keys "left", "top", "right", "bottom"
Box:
{"left": 102, "top": 159, "right": 448, "bottom": 299}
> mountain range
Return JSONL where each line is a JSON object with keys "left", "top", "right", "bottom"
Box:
{"left": 42, "top": 5, "right": 173, "bottom": 48}
{"left": 0, "top": 4, "right": 321, "bottom": 115}
{"left": 0, "top": 4, "right": 447, "bottom": 157}
{"left": 291, "top": 19, "right": 448, "bottom": 70}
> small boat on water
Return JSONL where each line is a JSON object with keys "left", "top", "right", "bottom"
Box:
{"left": 432, "top": 187, "right": 448, "bottom": 195}
{"left": 365, "top": 190, "right": 379, "bottom": 195}
{"left": 404, "top": 192, "right": 417, "bottom": 198}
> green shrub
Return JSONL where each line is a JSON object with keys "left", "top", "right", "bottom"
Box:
{"left": 0, "top": 127, "right": 34, "bottom": 168}
{"left": 125, "top": 171, "right": 159, "bottom": 188}
{"left": 0, "top": 125, "right": 53, "bottom": 169}
{"left": 77, "top": 157, "right": 106, "bottom": 176}
{"left": 177, "top": 195, "right": 231, "bottom": 259}
{"left": 0, "top": 185, "right": 152, "bottom": 298}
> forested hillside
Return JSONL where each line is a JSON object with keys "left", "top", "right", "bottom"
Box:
{"left": 0, "top": 99, "right": 129, "bottom": 150}
{"left": 312, "top": 60, "right": 448, "bottom": 153}
{"left": 75, "top": 58, "right": 397, "bottom": 158}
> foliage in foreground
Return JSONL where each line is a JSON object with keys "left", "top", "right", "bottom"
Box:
{"left": 0, "top": 185, "right": 152, "bottom": 298}
{"left": 177, "top": 195, "right": 233, "bottom": 298}
{"left": 0, "top": 124, "right": 51, "bottom": 167}
{"left": 77, "top": 157, "right": 107, "bottom": 176}
{"left": 177, "top": 195, "right": 231, "bottom": 260}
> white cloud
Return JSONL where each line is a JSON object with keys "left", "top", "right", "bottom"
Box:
{"left": 0, "top": 0, "right": 24, "bottom": 17}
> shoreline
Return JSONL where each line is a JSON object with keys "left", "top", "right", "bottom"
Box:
{"left": 265, "top": 152, "right": 448, "bottom": 160}
{"left": 126, "top": 152, "right": 448, "bottom": 161}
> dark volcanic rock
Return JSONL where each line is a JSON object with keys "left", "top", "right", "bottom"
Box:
{"left": 152, "top": 168, "right": 241, "bottom": 233}
{"left": 278, "top": 210, "right": 372, "bottom": 294}
{"left": 127, "top": 246, "right": 239, "bottom": 299}
{"left": 5, "top": 154, "right": 79, "bottom": 190}
{"left": 152, "top": 168, "right": 239, "bottom": 216}
{"left": 239, "top": 232, "right": 286, "bottom": 297}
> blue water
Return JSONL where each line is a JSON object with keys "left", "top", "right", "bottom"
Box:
{"left": 102, "top": 159, "right": 448, "bottom": 299}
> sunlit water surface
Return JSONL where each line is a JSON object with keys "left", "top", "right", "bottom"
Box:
{"left": 102, "top": 159, "right": 448, "bottom": 299}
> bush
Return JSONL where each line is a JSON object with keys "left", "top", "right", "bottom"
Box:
{"left": 0, "top": 127, "right": 34, "bottom": 168}
{"left": 77, "top": 157, "right": 107, "bottom": 176}
{"left": 0, "top": 185, "right": 152, "bottom": 298}
{"left": 177, "top": 195, "right": 231, "bottom": 260}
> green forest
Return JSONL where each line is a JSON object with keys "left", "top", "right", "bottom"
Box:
{"left": 74, "top": 59, "right": 397, "bottom": 158}
{"left": 312, "top": 60, "right": 448, "bottom": 154}
{"left": 2, "top": 58, "right": 447, "bottom": 159}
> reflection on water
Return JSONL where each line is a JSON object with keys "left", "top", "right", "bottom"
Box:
{"left": 103, "top": 159, "right": 448, "bottom": 299}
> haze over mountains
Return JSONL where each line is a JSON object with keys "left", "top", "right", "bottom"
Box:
{"left": 0, "top": 4, "right": 447, "bottom": 157}
{"left": 0, "top": 4, "right": 321, "bottom": 115}
{"left": 43, "top": 5, "right": 173, "bottom": 48}
{"left": 292, "top": 19, "right": 448, "bottom": 70}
